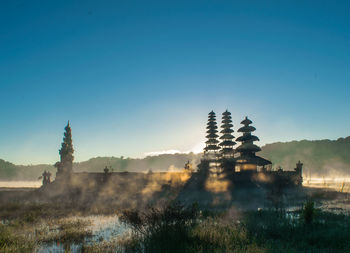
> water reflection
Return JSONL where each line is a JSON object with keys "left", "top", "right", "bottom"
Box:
{"left": 37, "top": 215, "right": 129, "bottom": 253}
{"left": 304, "top": 177, "right": 350, "bottom": 193}
{"left": 0, "top": 181, "right": 41, "bottom": 188}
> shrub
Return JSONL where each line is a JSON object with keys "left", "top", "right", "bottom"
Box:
{"left": 120, "top": 201, "right": 199, "bottom": 236}
{"left": 120, "top": 202, "right": 199, "bottom": 252}
{"left": 303, "top": 199, "right": 315, "bottom": 225}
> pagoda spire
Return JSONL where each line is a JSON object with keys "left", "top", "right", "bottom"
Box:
{"left": 55, "top": 121, "right": 74, "bottom": 176}
{"left": 204, "top": 111, "right": 220, "bottom": 154}
{"left": 219, "top": 110, "right": 236, "bottom": 158}
{"left": 236, "top": 116, "right": 261, "bottom": 156}
{"left": 203, "top": 111, "right": 222, "bottom": 175}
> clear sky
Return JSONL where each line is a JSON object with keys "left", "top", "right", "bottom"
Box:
{"left": 1, "top": 0, "right": 349, "bottom": 164}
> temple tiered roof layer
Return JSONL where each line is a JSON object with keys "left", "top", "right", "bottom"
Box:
{"left": 219, "top": 110, "right": 236, "bottom": 157}
{"left": 204, "top": 111, "right": 220, "bottom": 152}
{"left": 236, "top": 116, "right": 261, "bottom": 154}
{"left": 236, "top": 116, "right": 271, "bottom": 169}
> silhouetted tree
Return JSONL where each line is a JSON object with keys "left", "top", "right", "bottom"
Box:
{"left": 55, "top": 121, "right": 74, "bottom": 176}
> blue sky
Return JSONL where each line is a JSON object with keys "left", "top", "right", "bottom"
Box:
{"left": 1, "top": 0, "right": 349, "bottom": 164}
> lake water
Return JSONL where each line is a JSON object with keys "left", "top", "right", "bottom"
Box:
{"left": 303, "top": 177, "right": 350, "bottom": 193}
{"left": 37, "top": 215, "right": 129, "bottom": 253}
{"left": 0, "top": 181, "right": 42, "bottom": 188}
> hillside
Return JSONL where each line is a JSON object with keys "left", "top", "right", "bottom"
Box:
{"left": 0, "top": 159, "right": 55, "bottom": 181}
{"left": 260, "top": 136, "right": 350, "bottom": 176}
{"left": 73, "top": 153, "right": 201, "bottom": 173}
{"left": 0, "top": 153, "right": 201, "bottom": 181}
{"left": 1, "top": 137, "right": 350, "bottom": 181}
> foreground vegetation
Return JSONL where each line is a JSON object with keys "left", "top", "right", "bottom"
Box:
{"left": 83, "top": 201, "right": 350, "bottom": 253}
{"left": 0, "top": 199, "right": 349, "bottom": 252}
{"left": 0, "top": 203, "right": 92, "bottom": 252}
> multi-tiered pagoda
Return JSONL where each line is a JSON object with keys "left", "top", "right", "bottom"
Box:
{"left": 235, "top": 116, "right": 271, "bottom": 171}
{"left": 204, "top": 111, "right": 221, "bottom": 174}
{"left": 203, "top": 112, "right": 272, "bottom": 173}
{"left": 219, "top": 110, "right": 236, "bottom": 158}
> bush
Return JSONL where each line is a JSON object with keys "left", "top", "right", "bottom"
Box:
{"left": 303, "top": 199, "right": 315, "bottom": 225}
{"left": 120, "top": 202, "right": 199, "bottom": 252}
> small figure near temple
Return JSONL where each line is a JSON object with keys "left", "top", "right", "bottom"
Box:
{"left": 41, "top": 170, "right": 51, "bottom": 186}
{"left": 294, "top": 161, "right": 303, "bottom": 185}
{"left": 295, "top": 161, "right": 303, "bottom": 174}
{"left": 103, "top": 166, "right": 110, "bottom": 182}
{"left": 184, "top": 160, "right": 193, "bottom": 172}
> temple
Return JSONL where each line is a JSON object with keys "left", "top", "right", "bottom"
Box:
{"left": 202, "top": 110, "right": 302, "bottom": 186}
{"left": 42, "top": 110, "right": 303, "bottom": 194}
{"left": 204, "top": 111, "right": 273, "bottom": 174}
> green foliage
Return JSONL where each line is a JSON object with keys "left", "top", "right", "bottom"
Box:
{"left": 0, "top": 159, "right": 55, "bottom": 181}
{"left": 302, "top": 199, "right": 315, "bottom": 225}
{"left": 0, "top": 159, "right": 17, "bottom": 179}
{"left": 0, "top": 201, "right": 349, "bottom": 253}
{"left": 0, "top": 224, "right": 36, "bottom": 252}
{"left": 244, "top": 209, "right": 350, "bottom": 252}
{"left": 119, "top": 202, "right": 350, "bottom": 253}
{"left": 120, "top": 202, "right": 200, "bottom": 252}
{"left": 120, "top": 202, "right": 199, "bottom": 236}
{"left": 73, "top": 153, "right": 200, "bottom": 173}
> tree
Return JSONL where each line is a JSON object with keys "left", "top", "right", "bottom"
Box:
{"left": 55, "top": 121, "right": 74, "bottom": 176}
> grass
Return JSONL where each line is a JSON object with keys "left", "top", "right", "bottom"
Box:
{"left": 116, "top": 201, "right": 350, "bottom": 253}
{"left": 38, "top": 218, "right": 92, "bottom": 244}
{"left": 0, "top": 191, "right": 349, "bottom": 252}
{"left": 248, "top": 210, "right": 350, "bottom": 252}
{"left": 0, "top": 224, "right": 36, "bottom": 253}
{"left": 117, "top": 202, "right": 264, "bottom": 253}
{"left": 0, "top": 203, "right": 93, "bottom": 252}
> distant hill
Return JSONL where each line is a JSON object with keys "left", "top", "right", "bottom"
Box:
{"left": 0, "top": 159, "right": 55, "bottom": 181}
{"left": 259, "top": 136, "right": 350, "bottom": 176}
{"left": 73, "top": 153, "right": 201, "bottom": 173}
{"left": 1, "top": 137, "right": 350, "bottom": 181}
{"left": 0, "top": 153, "right": 201, "bottom": 181}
